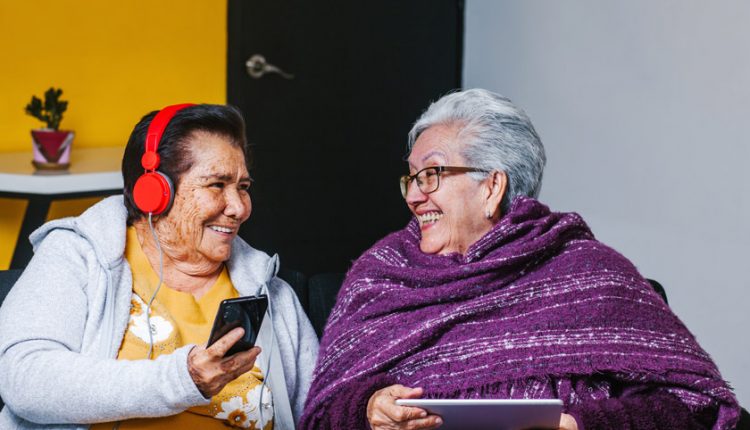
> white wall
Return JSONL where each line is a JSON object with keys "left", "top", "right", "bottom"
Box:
{"left": 464, "top": 0, "right": 750, "bottom": 406}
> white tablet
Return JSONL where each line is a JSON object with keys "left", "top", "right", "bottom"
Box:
{"left": 394, "top": 398, "right": 563, "bottom": 430}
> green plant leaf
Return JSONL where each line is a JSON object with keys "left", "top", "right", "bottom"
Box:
{"left": 26, "top": 87, "right": 68, "bottom": 130}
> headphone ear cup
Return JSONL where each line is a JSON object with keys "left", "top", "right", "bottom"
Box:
{"left": 133, "top": 171, "right": 175, "bottom": 215}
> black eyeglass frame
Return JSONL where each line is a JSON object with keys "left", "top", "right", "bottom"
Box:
{"left": 399, "top": 165, "right": 490, "bottom": 198}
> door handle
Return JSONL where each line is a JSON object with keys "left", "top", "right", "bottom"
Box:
{"left": 245, "top": 54, "right": 294, "bottom": 79}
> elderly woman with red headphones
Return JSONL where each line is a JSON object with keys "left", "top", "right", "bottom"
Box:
{"left": 0, "top": 104, "right": 318, "bottom": 429}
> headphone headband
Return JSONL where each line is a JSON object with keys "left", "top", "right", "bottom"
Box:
{"left": 134, "top": 103, "right": 195, "bottom": 215}
{"left": 141, "top": 103, "right": 195, "bottom": 170}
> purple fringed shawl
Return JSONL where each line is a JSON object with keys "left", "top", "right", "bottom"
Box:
{"left": 300, "top": 197, "right": 739, "bottom": 429}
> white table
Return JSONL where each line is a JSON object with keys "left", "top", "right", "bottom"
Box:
{"left": 0, "top": 147, "right": 124, "bottom": 268}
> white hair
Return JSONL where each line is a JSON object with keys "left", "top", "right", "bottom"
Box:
{"left": 408, "top": 89, "right": 546, "bottom": 213}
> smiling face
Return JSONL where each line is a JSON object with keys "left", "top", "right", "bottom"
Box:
{"left": 406, "top": 124, "right": 505, "bottom": 256}
{"left": 155, "top": 131, "right": 252, "bottom": 270}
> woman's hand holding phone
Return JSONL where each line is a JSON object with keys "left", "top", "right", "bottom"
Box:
{"left": 187, "top": 327, "right": 261, "bottom": 397}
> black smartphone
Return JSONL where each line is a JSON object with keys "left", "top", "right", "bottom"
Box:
{"left": 207, "top": 295, "right": 268, "bottom": 357}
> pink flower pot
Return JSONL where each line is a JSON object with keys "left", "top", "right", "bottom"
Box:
{"left": 31, "top": 129, "right": 74, "bottom": 170}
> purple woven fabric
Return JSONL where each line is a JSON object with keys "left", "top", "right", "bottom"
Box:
{"left": 300, "top": 197, "right": 739, "bottom": 429}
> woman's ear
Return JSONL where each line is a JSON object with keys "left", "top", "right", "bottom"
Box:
{"left": 484, "top": 170, "right": 507, "bottom": 220}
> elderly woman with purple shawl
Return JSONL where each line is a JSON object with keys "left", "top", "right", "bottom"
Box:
{"left": 299, "top": 89, "right": 740, "bottom": 430}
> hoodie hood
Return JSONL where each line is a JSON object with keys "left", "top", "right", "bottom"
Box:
{"left": 227, "top": 237, "right": 280, "bottom": 296}
{"left": 29, "top": 195, "right": 278, "bottom": 292}
{"left": 30, "top": 195, "right": 128, "bottom": 270}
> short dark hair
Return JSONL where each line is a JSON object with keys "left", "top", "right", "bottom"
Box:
{"left": 122, "top": 104, "right": 249, "bottom": 224}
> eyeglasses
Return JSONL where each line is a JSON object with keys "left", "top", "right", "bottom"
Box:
{"left": 399, "top": 166, "right": 489, "bottom": 198}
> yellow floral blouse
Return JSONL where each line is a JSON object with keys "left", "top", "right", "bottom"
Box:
{"left": 91, "top": 227, "right": 273, "bottom": 429}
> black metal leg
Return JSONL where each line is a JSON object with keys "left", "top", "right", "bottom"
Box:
{"left": 10, "top": 197, "right": 51, "bottom": 269}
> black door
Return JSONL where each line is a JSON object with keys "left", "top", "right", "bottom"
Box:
{"left": 228, "top": 1, "right": 463, "bottom": 275}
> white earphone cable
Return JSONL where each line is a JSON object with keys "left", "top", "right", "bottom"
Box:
{"left": 113, "top": 214, "right": 163, "bottom": 430}
{"left": 145, "top": 212, "right": 164, "bottom": 360}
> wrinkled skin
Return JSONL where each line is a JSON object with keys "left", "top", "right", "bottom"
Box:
{"left": 367, "top": 385, "right": 442, "bottom": 430}
{"left": 134, "top": 131, "right": 252, "bottom": 298}
{"left": 405, "top": 124, "right": 506, "bottom": 256}
{"left": 132, "top": 131, "right": 255, "bottom": 393}
{"left": 188, "top": 328, "right": 260, "bottom": 398}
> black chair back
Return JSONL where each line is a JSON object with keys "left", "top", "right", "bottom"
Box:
{"left": 307, "top": 272, "right": 345, "bottom": 338}
{"left": 0, "top": 269, "right": 23, "bottom": 308}
{"left": 277, "top": 267, "right": 309, "bottom": 312}
{"left": 646, "top": 278, "right": 668, "bottom": 305}
{"left": 277, "top": 268, "right": 344, "bottom": 338}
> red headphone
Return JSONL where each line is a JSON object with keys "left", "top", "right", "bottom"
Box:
{"left": 132, "top": 103, "right": 195, "bottom": 215}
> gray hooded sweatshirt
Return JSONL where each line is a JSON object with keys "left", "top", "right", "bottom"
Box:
{"left": 0, "top": 196, "right": 318, "bottom": 429}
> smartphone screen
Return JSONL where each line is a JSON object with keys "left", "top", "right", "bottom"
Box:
{"left": 207, "top": 295, "right": 268, "bottom": 357}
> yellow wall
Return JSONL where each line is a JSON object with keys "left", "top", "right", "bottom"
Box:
{"left": 0, "top": 0, "right": 227, "bottom": 269}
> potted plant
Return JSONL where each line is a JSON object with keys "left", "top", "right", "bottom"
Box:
{"left": 25, "top": 87, "right": 74, "bottom": 170}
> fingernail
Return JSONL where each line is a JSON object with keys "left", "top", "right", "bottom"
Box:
{"left": 420, "top": 411, "right": 427, "bottom": 418}
{"left": 435, "top": 418, "right": 443, "bottom": 425}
